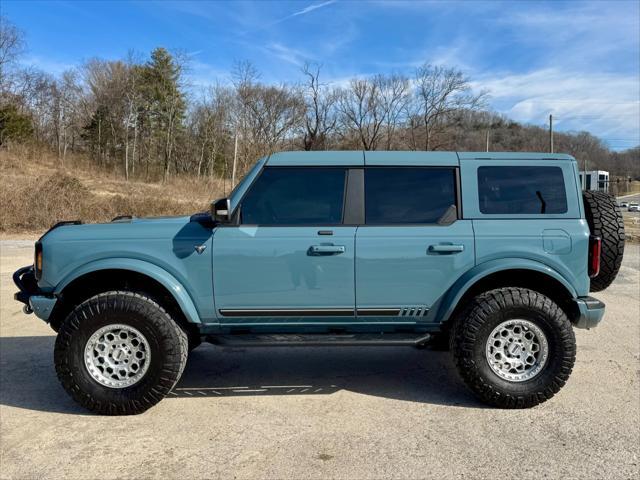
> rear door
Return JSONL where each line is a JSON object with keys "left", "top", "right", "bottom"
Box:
{"left": 355, "top": 158, "right": 475, "bottom": 322}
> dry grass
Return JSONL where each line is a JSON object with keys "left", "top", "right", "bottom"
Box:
{"left": 0, "top": 145, "right": 225, "bottom": 234}
{"left": 624, "top": 215, "right": 640, "bottom": 244}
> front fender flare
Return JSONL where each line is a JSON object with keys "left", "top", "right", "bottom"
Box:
{"left": 54, "top": 258, "right": 201, "bottom": 324}
{"left": 435, "top": 258, "right": 578, "bottom": 324}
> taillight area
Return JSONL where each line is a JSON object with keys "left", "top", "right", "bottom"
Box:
{"left": 34, "top": 241, "right": 43, "bottom": 280}
{"left": 588, "top": 235, "right": 601, "bottom": 278}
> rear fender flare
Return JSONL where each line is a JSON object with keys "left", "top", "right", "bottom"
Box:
{"left": 435, "top": 258, "right": 578, "bottom": 324}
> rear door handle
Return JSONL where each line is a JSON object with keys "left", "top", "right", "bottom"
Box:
{"left": 308, "top": 245, "right": 346, "bottom": 256}
{"left": 428, "top": 244, "right": 464, "bottom": 254}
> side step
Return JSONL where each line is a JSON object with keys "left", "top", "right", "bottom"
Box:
{"left": 206, "top": 333, "right": 431, "bottom": 347}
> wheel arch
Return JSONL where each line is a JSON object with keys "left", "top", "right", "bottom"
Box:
{"left": 436, "top": 259, "right": 579, "bottom": 328}
{"left": 49, "top": 259, "right": 201, "bottom": 331}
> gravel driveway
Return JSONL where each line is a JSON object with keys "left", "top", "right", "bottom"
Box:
{"left": 1, "top": 240, "right": 638, "bottom": 479}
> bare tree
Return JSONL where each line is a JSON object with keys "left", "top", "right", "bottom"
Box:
{"left": 232, "top": 61, "right": 304, "bottom": 173}
{"left": 337, "top": 78, "right": 386, "bottom": 151}
{"left": 411, "top": 64, "right": 487, "bottom": 150}
{"left": 301, "top": 62, "right": 337, "bottom": 150}
{"left": 376, "top": 73, "right": 410, "bottom": 150}
{"left": 231, "top": 60, "right": 261, "bottom": 175}
{"left": 191, "top": 84, "right": 233, "bottom": 177}
{"left": 243, "top": 84, "right": 305, "bottom": 153}
{"left": 0, "top": 16, "right": 26, "bottom": 88}
{"left": 84, "top": 59, "right": 130, "bottom": 165}
{"left": 52, "top": 70, "right": 83, "bottom": 163}
{"left": 122, "top": 53, "right": 144, "bottom": 180}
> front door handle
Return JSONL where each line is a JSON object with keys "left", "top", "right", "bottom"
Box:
{"left": 308, "top": 245, "right": 346, "bottom": 256}
{"left": 428, "top": 244, "right": 464, "bottom": 254}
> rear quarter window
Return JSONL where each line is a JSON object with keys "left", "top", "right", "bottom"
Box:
{"left": 478, "top": 166, "right": 567, "bottom": 214}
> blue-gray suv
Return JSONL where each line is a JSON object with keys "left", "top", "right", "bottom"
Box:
{"left": 14, "top": 151, "right": 625, "bottom": 414}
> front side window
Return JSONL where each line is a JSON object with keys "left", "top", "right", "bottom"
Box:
{"left": 478, "top": 166, "right": 567, "bottom": 214}
{"left": 365, "top": 167, "right": 457, "bottom": 224}
{"left": 241, "top": 167, "right": 346, "bottom": 225}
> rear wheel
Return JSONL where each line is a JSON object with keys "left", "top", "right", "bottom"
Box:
{"left": 54, "top": 291, "right": 188, "bottom": 415}
{"left": 583, "top": 191, "right": 625, "bottom": 291}
{"left": 451, "top": 287, "right": 576, "bottom": 408}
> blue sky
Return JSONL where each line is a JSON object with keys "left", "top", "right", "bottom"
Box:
{"left": 4, "top": 0, "right": 639, "bottom": 150}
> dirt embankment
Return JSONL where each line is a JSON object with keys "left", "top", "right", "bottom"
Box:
{"left": 0, "top": 146, "right": 226, "bottom": 234}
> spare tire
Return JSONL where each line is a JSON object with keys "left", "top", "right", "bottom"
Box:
{"left": 582, "top": 191, "right": 625, "bottom": 292}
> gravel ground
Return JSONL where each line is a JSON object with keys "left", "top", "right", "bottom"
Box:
{"left": 1, "top": 241, "right": 638, "bottom": 479}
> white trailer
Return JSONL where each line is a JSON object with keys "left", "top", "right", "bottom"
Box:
{"left": 579, "top": 170, "right": 609, "bottom": 192}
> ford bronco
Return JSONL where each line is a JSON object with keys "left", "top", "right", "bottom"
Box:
{"left": 14, "top": 151, "right": 625, "bottom": 414}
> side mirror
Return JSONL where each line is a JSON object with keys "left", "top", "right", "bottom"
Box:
{"left": 211, "top": 198, "right": 231, "bottom": 223}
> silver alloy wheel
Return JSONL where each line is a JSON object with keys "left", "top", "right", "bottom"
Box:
{"left": 485, "top": 319, "right": 549, "bottom": 382}
{"left": 84, "top": 324, "right": 151, "bottom": 388}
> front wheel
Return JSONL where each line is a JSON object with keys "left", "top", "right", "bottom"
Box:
{"left": 451, "top": 287, "right": 576, "bottom": 408}
{"left": 54, "top": 291, "right": 188, "bottom": 415}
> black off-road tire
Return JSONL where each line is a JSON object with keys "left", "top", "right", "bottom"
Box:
{"left": 54, "top": 291, "right": 188, "bottom": 415}
{"left": 451, "top": 288, "right": 576, "bottom": 408}
{"left": 583, "top": 191, "right": 625, "bottom": 292}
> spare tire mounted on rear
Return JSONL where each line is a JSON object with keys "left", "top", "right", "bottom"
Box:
{"left": 582, "top": 191, "right": 625, "bottom": 292}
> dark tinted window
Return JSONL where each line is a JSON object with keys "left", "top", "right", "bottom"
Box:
{"left": 478, "top": 166, "right": 567, "bottom": 214}
{"left": 241, "top": 167, "right": 346, "bottom": 225}
{"left": 365, "top": 168, "right": 457, "bottom": 224}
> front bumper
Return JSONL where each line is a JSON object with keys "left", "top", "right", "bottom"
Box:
{"left": 574, "top": 296, "right": 605, "bottom": 330}
{"left": 13, "top": 265, "right": 57, "bottom": 322}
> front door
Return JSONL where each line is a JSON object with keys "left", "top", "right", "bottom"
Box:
{"left": 213, "top": 166, "right": 356, "bottom": 324}
{"left": 355, "top": 167, "right": 475, "bottom": 321}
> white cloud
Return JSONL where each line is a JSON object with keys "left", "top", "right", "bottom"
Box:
{"left": 268, "top": 0, "right": 337, "bottom": 27}
{"left": 186, "top": 60, "right": 232, "bottom": 89}
{"left": 490, "top": 2, "right": 639, "bottom": 73}
{"left": 473, "top": 69, "right": 640, "bottom": 149}
{"left": 262, "top": 43, "right": 312, "bottom": 67}
{"left": 21, "top": 56, "right": 77, "bottom": 75}
{"left": 291, "top": 0, "right": 337, "bottom": 18}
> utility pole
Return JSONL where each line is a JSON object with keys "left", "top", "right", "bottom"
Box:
{"left": 231, "top": 128, "right": 238, "bottom": 188}
{"left": 582, "top": 156, "right": 588, "bottom": 191}
{"left": 549, "top": 114, "right": 554, "bottom": 153}
{"left": 485, "top": 129, "right": 490, "bottom": 152}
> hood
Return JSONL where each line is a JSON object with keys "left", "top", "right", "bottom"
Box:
{"left": 39, "top": 214, "right": 213, "bottom": 243}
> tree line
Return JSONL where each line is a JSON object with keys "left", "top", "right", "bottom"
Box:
{"left": 1, "top": 16, "right": 637, "bottom": 184}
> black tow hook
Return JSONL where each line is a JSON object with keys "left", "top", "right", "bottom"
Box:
{"left": 13, "top": 265, "right": 39, "bottom": 312}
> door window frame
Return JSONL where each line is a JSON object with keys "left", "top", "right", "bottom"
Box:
{"left": 362, "top": 166, "right": 462, "bottom": 226}
{"left": 226, "top": 165, "right": 463, "bottom": 227}
{"left": 232, "top": 166, "right": 363, "bottom": 227}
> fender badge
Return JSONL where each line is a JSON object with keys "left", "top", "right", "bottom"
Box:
{"left": 195, "top": 245, "right": 207, "bottom": 254}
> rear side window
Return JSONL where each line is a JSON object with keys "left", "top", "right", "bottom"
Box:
{"left": 365, "top": 168, "right": 457, "bottom": 224}
{"left": 241, "top": 167, "right": 346, "bottom": 225}
{"left": 478, "top": 166, "right": 567, "bottom": 214}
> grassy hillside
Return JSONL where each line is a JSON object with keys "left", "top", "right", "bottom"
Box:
{"left": 0, "top": 145, "right": 224, "bottom": 234}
